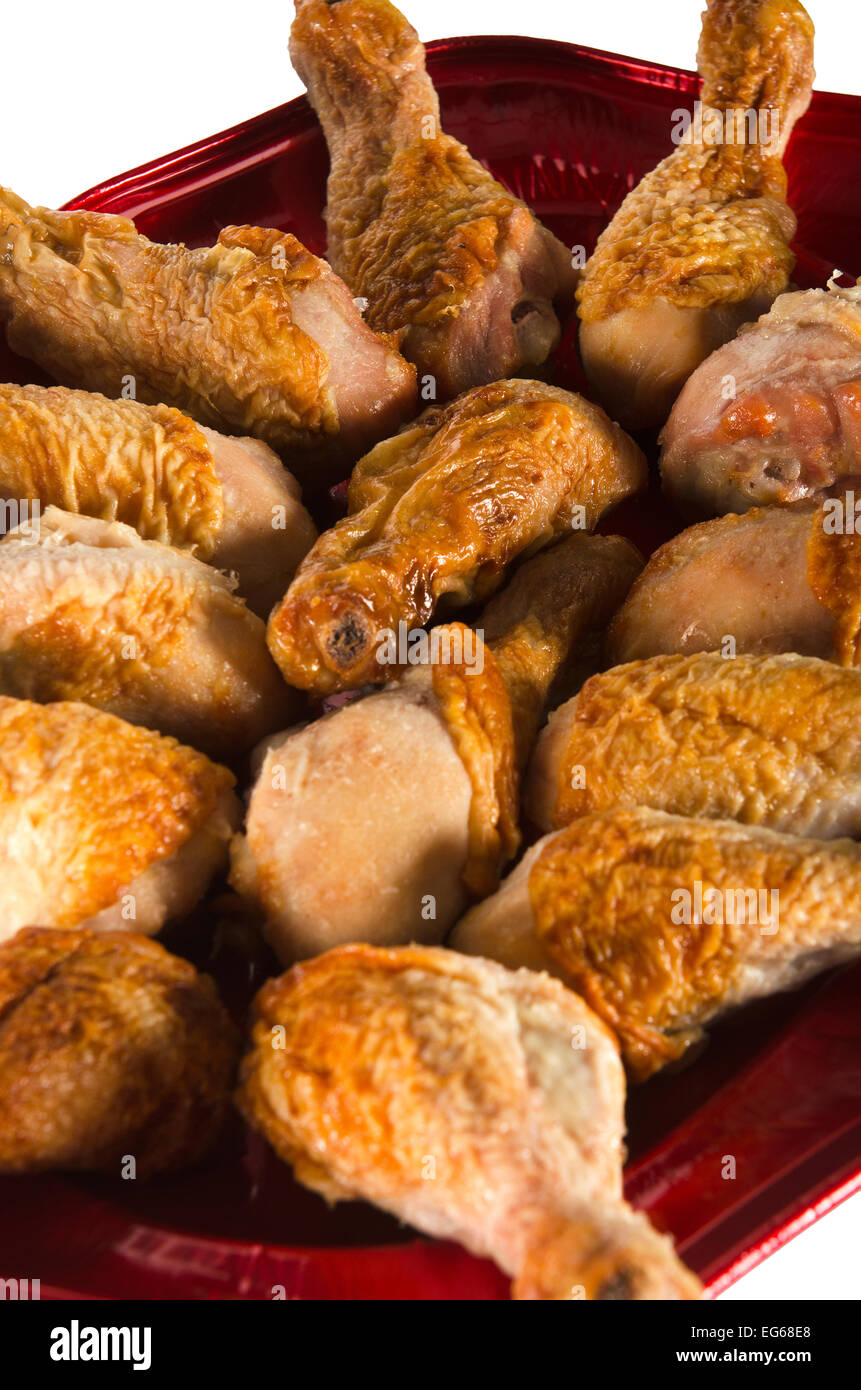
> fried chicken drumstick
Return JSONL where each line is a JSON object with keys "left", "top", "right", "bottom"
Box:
{"left": 0, "top": 384, "right": 316, "bottom": 616}
{"left": 577, "top": 0, "right": 814, "bottom": 430}
{"left": 237, "top": 943, "right": 701, "bottom": 1299}
{"left": 0, "top": 189, "right": 417, "bottom": 491}
{"left": 453, "top": 807, "right": 861, "bottom": 1081}
{"left": 607, "top": 503, "right": 861, "bottom": 666}
{"left": 232, "top": 533, "right": 641, "bottom": 962}
{"left": 0, "top": 928, "right": 240, "bottom": 1177}
{"left": 267, "top": 380, "right": 646, "bottom": 695}
{"left": 289, "top": 0, "right": 578, "bottom": 396}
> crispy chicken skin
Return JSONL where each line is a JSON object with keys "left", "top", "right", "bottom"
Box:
{"left": 0, "top": 927, "right": 240, "bottom": 1176}
{"left": 661, "top": 287, "right": 861, "bottom": 515}
{"left": 577, "top": 0, "right": 814, "bottom": 430}
{"left": 231, "top": 534, "right": 641, "bottom": 963}
{"left": 527, "top": 651, "right": 861, "bottom": 839}
{"left": 0, "top": 384, "right": 316, "bottom": 617}
{"left": 0, "top": 508, "right": 297, "bottom": 759}
{"left": 608, "top": 503, "right": 861, "bottom": 666}
{"left": 288, "top": 0, "right": 578, "bottom": 397}
{"left": 453, "top": 808, "right": 861, "bottom": 1081}
{"left": 267, "top": 380, "right": 646, "bottom": 694}
{"left": 0, "top": 698, "right": 239, "bottom": 943}
{"left": 0, "top": 190, "right": 417, "bottom": 490}
{"left": 237, "top": 943, "right": 701, "bottom": 1299}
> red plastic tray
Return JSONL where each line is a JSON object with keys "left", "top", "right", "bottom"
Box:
{"left": 2, "top": 35, "right": 861, "bottom": 1300}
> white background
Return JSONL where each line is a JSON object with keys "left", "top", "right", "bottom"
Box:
{"left": 5, "top": 0, "right": 861, "bottom": 1300}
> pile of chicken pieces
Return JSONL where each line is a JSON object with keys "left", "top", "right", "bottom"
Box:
{"left": 2, "top": 0, "right": 855, "bottom": 1302}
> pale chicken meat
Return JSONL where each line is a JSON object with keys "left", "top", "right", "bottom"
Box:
{"left": 608, "top": 503, "right": 861, "bottom": 666}
{"left": 577, "top": 0, "right": 814, "bottom": 430}
{"left": 288, "top": 0, "right": 578, "bottom": 396}
{"left": 453, "top": 807, "right": 861, "bottom": 1080}
{"left": 0, "top": 928, "right": 240, "bottom": 1177}
{"left": 0, "top": 190, "right": 417, "bottom": 492}
{"left": 0, "top": 508, "right": 297, "bottom": 759}
{"left": 237, "top": 943, "right": 701, "bottom": 1299}
{"left": 231, "top": 534, "right": 642, "bottom": 963}
{"left": 661, "top": 286, "right": 861, "bottom": 515}
{"left": 0, "top": 697, "right": 240, "bottom": 943}
{"left": 526, "top": 651, "right": 861, "bottom": 840}
{"left": 267, "top": 380, "right": 646, "bottom": 695}
{"left": 0, "top": 383, "right": 316, "bottom": 617}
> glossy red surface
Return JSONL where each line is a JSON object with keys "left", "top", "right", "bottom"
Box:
{"left": 2, "top": 36, "right": 861, "bottom": 1301}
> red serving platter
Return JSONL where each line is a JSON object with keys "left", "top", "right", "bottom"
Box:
{"left": 2, "top": 35, "right": 861, "bottom": 1301}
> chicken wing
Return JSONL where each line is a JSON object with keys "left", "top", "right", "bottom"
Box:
{"left": 288, "top": 0, "right": 578, "bottom": 396}
{"left": 237, "top": 943, "right": 701, "bottom": 1299}
{"left": 0, "top": 190, "right": 417, "bottom": 491}
{"left": 453, "top": 807, "right": 861, "bottom": 1081}
{"left": 267, "top": 380, "right": 646, "bottom": 695}
{"left": 577, "top": 0, "right": 814, "bottom": 430}
{"left": 0, "top": 383, "right": 316, "bottom": 616}
{"left": 231, "top": 534, "right": 641, "bottom": 962}
{"left": 608, "top": 503, "right": 861, "bottom": 666}
{"left": 661, "top": 285, "right": 861, "bottom": 515}
{"left": 526, "top": 651, "right": 861, "bottom": 839}
{"left": 0, "top": 698, "right": 239, "bottom": 942}
{"left": 0, "top": 508, "right": 296, "bottom": 759}
{"left": 0, "top": 927, "right": 240, "bottom": 1176}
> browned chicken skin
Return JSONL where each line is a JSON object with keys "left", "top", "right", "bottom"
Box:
{"left": 232, "top": 533, "right": 642, "bottom": 962}
{"left": 577, "top": 0, "right": 814, "bottom": 430}
{"left": 453, "top": 807, "right": 861, "bottom": 1081}
{"left": 0, "top": 697, "right": 239, "bottom": 943}
{"left": 0, "top": 508, "right": 297, "bottom": 759}
{"left": 267, "top": 380, "right": 646, "bottom": 695}
{"left": 0, "top": 927, "right": 240, "bottom": 1176}
{"left": 0, "top": 189, "right": 417, "bottom": 491}
{"left": 527, "top": 651, "right": 861, "bottom": 840}
{"left": 288, "top": 0, "right": 578, "bottom": 396}
{"left": 608, "top": 503, "right": 861, "bottom": 666}
{"left": 0, "top": 384, "right": 316, "bottom": 616}
{"left": 661, "top": 287, "right": 861, "bottom": 515}
{"left": 237, "top": 943, "right": 701, "bottom": 1299}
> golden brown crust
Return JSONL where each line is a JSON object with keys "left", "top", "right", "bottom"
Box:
{"left": 0, "top": 384, "right": 224, "bottom": 557}
{"left": 0, "top": 927, "right": 240, "bottom": 1175}
{"left": 430, "top": 626, "right": 520, "bottom": 897}
{"left": 806, "top": 504, "right": 861, "bottom": 667}
{"left": 0, "top": 697, "right": 235, "bottom": 929}
{"left": 267, "top": 380, "right": 646, "bottom": 695}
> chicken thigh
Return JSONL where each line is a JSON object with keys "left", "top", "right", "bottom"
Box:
{"left": 267, "top": 380, "right": 646, "bottom": 695}
{"left": 0, "top": 698, "right": 239, "bottom": 943}
{"left": 661, "top": 285, "right": 861, "bottom": 515}
{"left": 0, "top": 508, "right": 296, "bottom": 759}
{"left": 237, "top": 943, "right": 701, "bottom": 1299}
{"left": 0, "top": 190, "right": 417, "bottom": 491}
{"left": 527, "top": 651, "right": 861, "bottom": 839}
{"left": 0, "top": 927, "right": 240, "bottom": 1177}
{"left": 288, "top": 0, "right": 578, "bottom": 396}
{"left": 453, "top": 807, "right": 861, "bottom": 1081}
{"left": 0, "top": 383, "right": 316, "bottom": 616}
{"left": 577, "top": 0, "right": 814, "bottom": 430}
{"left": 607, "top": 503, "right": 861, "bottom": 666}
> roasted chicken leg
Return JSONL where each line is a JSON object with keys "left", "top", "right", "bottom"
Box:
{"left": 237, "top": 943, "right": 701, "bottom": 1299}
{"left": 0, "top": 383, "right": 317, "bottom": 616}
{"left": 527, "top": 651, "right": 861, "bottom": 839}
{"left": 231, "top": 533, "right": 641, "bottom": 962}
{"left": 289, "top": 0, "right": 578, "bottom": 396}
{"left": 607, "top": 503, "right": 861, "bottom": 666}
{"left": 577, "top": 0, "right": 814, "bottom": 430}
{"left": 0, "top": 927, "right": 240, "bottom": 1177}
{"left": 267, "top": 379, "right": 646, "bottom": 695}
{"left": 453, "top": 807, "right": 861, "bottom": 1081}
{"left": 0, "top": 190, "right": 417, "bottom": 490}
